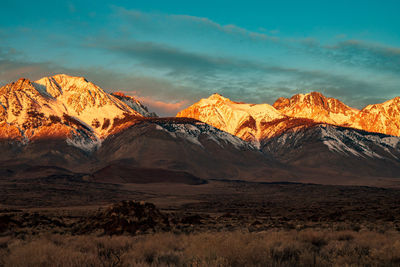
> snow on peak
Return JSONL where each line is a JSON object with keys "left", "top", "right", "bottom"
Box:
{"left": 177, "top": 94, "right": 284, "bottom": 142}
{"left": 320, "top": 124, "right": 400, "bottom": 159}
{"left": 0, "top": 78, "right": 36, "bottom": 94}
{"left": 207, "top": 93, "right": 231, "bottom": 102}
{"left": 0, "top": 75, "right": 145, "bottom": 150}
{"left": 178, "top": 92, "right": 400, "bottom": 144}
{"left": 154, "top": 120, "right": 254, "bottom": 150}
{"left": 273, "top": 91, "right": 358, "bottom": 125}
{"left": 1, "top": 74, "right": 400, "bottom": 154}
{"left": 352, "top": 96, "right": 400, "bottom": 137}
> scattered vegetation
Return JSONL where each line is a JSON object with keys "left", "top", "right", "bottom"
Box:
{"left": 1, "top": 181, "right": 400, "bottom": 266}
{"left": 1, "top": 230, "right": 400, "bottom": 266}
{"left": 79, "top": 201, "right": 171, "bottom": 235}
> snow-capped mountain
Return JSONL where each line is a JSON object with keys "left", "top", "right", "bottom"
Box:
{"left": 262, "top": 124, "right": 400, "bottom": 179}
{"left": 272, "top": 92, "right": 400, "bottom": 138}
{"left": 1, "top": 75, "right": 399, "bottom": 185}
{"left": 177, "top": 92, "right": 400, "bottom": 180}
{"left": 1, "top": 76, "right": 280, "bottom": 181}
{"left": 178, "top": 92, "right": 400, "bottom": 142}
{"left": 350, "top": 97, "right": 400, "bottom": 137}
{"left": 0, "top": 75, "right": 160, "bottom": 149}
{"left": 176, "top": 93, "right": 285, "bottom": 145}
{"left": 273, "top": 92, "right": 358, "bottom": 125}
{"left": 94, "top": 117, "right": 281, "bottom": 180}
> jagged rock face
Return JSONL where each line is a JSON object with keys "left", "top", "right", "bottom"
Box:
{"left": 178, "top": 92, "right": 400, "bottom": 145}
{"left": 1, "top": 75, "right": 399, "bottom": 184}
{"left": 32, "top": 75, "right": 143, "bottom": 136}
{"left": 350, "top": 97, "right": 400, "bottom": 137}
{"left": 177, "top": 93, "right": 400, "bottom": 180}
{"left": 176, "top": 93, "right": 284, "bottom": 145}
{"left": 273, "top": 92, "right": 358, "bottom": 125}
{"left": 0, "top": 78, "right": 91, "bottom": 144}
{"left": 258, "top": 117, "right": 320, "bottom": 142}
{"left": 111, "top": 92, "right": 157, "bottom": 117}
{"left": 176, "top": 92, "right": 359, "bottom": 144}
{"left": 1, "top": 79, "right": 278, "bottom": 178}
{"left": 273, "top": 92, "right": 400, "bottom": 138}
{"left": 0, "top": 123, "right": 23, "bottom": 140}
{"left": 0, "top": 75, "right": 158, "bottom": 150}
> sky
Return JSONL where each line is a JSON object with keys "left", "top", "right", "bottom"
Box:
{"left": 0, "top": 0, "right": 399, "bottom": 116}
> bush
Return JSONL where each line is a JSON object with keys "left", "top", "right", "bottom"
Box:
{"left": 1, "top": 230, "right": 400, "bottom": 266}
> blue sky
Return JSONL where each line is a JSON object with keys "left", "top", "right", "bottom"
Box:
{"left": 0, "top": 0, "right": 399, "bottom": 115}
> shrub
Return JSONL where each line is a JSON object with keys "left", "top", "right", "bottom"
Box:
{"left": 2, "top": 230, "right": 400, "bottom": 266}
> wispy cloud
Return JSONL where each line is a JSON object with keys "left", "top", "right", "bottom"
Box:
{"left": 113, "top": 7, "right": 400, "bottom": 77}
{"left": 1, "top": 7, "right": 399, "bottom": 114}
{"left": 0, "top": 47, "right": 193, "bottom": 116}
{"left": 135, "top": 96, "right": 189, "bottom": 116}
{"left": 299, "top": 39, "right": 400, "bottom": 74}
{"left": 1, "top": 38, "right": 398, "bottom": 113}
{"left": 0, "top": 60, "right": 63, "bottom": 85}
{"left": 88, "top": 39, "right": 398, "bottom": 108}
{"left": 325, "top": 40, "right": 400, "bottom": 73}
{"left": 115, "top": 7, "right": 279, "bottom": 42}
{"left": 113, "top": 90, "right": 189, "bottom": 116}
{"left": 170, "top": 14, "right": 278, "bottom": 41}
{"left": 98, "top": 41, "right": 234, "bottom": 76}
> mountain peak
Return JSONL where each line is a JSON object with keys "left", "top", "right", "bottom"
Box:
{"left": 350, "top": 96, "right": 400, "bottom": 137}
{"left": 177, "top": 94, "right": 284, "bottom": 143}
{"left": 0, "top": 75, "right": 145, "bottom": 144}
{"left": 361, "top": 96, "right": 400, "bottom": 112}
{"left": 16, "top": 77, "right": 31, "bottom": 83}
{"left": 273, "top": 91, "right": 357, "bottom": 125}
{"left": 274, "top": 91, "right": 353, "bottom": 109}
{"left": 50, "top": 74, "right": 93, "bottom": 89}
{"left": 33, "top": 74, "right": 98, "bottom": 97}
{"left": 52, "top": 74, "right": 88, "bottom": 82}
{"left": 273, "top": 92, "right": 328, "bottom": 109}
{"left": 0, "top": 77, "right": 36, "bottom": 93}
{"left": 207, "top": 93, "right": 231, "bottom": 102}
{"left": 306, "top": 91, "right": 325, "bottom": 98}
{"left": 292, "top": 91, "right": 327, "bottom": 103}
{"left": 14, "top": 77, "right": 33, "bottom": 87}
{"left": 384, "top": 96, "right": 400, "bottom": 106}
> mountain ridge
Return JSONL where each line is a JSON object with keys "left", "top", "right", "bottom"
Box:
{"left": 1, "top": 75, "right": 399, "bottom": 185}
{"left": 178, "top": 91, "right": 400, "bottom": 140}
{"left": 0, "top": 75, "right": 159, "bottom": 149}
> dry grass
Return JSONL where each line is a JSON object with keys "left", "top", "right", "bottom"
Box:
{"left": 1, "top": 230, "right": 400, "bottom": 267}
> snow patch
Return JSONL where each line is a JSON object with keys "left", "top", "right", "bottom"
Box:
{"left": 320, "top": 125, "right": 399, "bottom": 159}
{"left": 154, "top": 122, "right": 252, "bottom": 149}
{"left": 66, "top": 135, "right": 101, "bottom": 152}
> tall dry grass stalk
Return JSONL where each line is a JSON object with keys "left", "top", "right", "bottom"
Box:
{"left": 1, "top": 230, "right": 400, "bottom": 266}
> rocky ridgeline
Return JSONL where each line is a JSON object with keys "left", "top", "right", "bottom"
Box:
{"left": 178, "top": 92, "right": 400, "bottom": 141}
